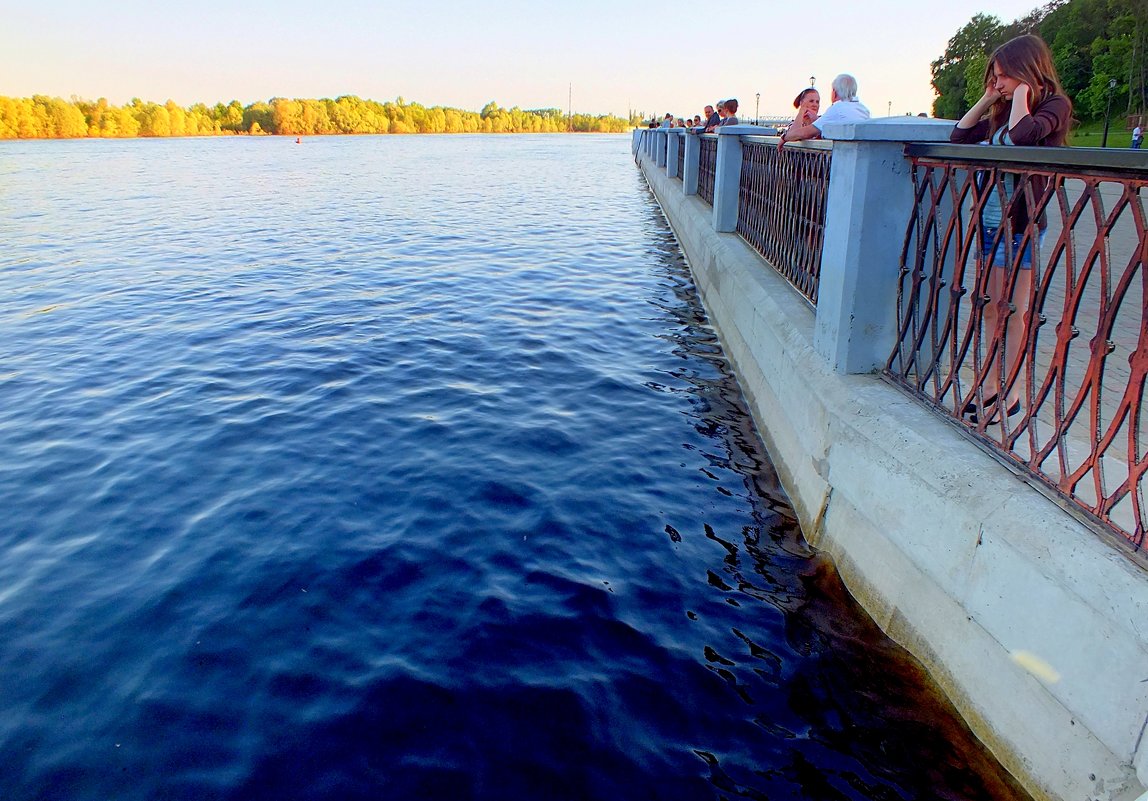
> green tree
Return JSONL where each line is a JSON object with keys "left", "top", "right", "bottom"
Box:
{"left": 963, "top": 53, "right": 990, "bottom": 108}
{"left": 931, "top": 13, "right": 1006, "bottom": 118}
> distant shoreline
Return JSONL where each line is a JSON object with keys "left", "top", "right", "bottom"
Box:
{"left": 0, "top": 130, "right": 631, "bottom": 141}
{"left": 0, "top": 95, "right": 640, "bottom": 139}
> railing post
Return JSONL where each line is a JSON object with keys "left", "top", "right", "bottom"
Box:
{"left": 712, "top": 125, "right": 756, "bottom": 233}
{"left": 656, "top": 130, "right": 668, "bottom": 168}
{"left": 632, "top": 128, "right": 642, "bottom": 157}
{"left": 812, "top": 118, "right": 954, "bottom": 373}
{"left": 666, "top": 130, "right": 681, "bottom": 178}
{"left": 683, "top": 132, "right": 700, "bottom": 195}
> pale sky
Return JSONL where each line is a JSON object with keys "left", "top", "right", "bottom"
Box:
{"left": 1, "top": 0, "right": 1042, "bottom": 119}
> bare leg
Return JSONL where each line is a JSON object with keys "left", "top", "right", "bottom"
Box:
{"left": 1001, "top": 268, "right": 1033, "bottom": 409}
{"left": 979, "top": 265, "right": 1007, "bottom": 399}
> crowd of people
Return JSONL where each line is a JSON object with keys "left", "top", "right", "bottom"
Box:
{"left": 645, "top": 74, "right": 873, "bottom": 141}
{"left": 647, "top": 98, "right": 740, "bottom": 131}
{"left": 642, "top": 34, "right": 1098, "bottom": 427}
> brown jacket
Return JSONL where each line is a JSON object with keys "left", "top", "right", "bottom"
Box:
{"left": 951, "top": 94, "right": 1071, "bottom": 231}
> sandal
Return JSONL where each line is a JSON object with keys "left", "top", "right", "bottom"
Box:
{"left": 969, "top": 399, "right": 1021, "bottom": 425}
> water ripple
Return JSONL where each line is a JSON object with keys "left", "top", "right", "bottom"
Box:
{"left": 0, "top": 135, "right": 1027, "bottom": 801}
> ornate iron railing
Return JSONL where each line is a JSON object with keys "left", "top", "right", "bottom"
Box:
{"left": 698, "top": 136, "right": 717, "bottom": 206}
{"left": 676, "top": 134, "right": 685, "bottom": 180}
{"left": 887, "top": 144, "right": 1148, "bottom": 549}
{"left": 738, "top": 138, "right": 833, "bottom": 305}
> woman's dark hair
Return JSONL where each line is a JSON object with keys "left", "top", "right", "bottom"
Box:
{"left": 793, "top": 88, "right": 818, "bottom": 109}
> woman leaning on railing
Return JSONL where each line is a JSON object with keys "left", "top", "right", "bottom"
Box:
{"left": 951, "top": 33, "right": 1072, "bottom": 425}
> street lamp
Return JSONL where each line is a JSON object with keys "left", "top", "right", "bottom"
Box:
{"left": 1102, "top": 78, "right": 1118, "bottom": 147}
{"left": 755, "top": 93, "right": 760, "bottom": 125}
{"left": 809, "top": 75, "right": 815, "bottom": 87}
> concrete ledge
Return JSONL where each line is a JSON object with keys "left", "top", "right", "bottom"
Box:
{"left": 637, "top": 150, "right": 1148, "bottom": 801}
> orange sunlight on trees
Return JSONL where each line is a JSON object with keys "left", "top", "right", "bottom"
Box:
{"left": 0, "top": 95, "right": 642, "bottom": 139}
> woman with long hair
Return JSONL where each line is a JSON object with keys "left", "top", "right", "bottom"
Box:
{"left": 951, "top": 34, "right": 1071, "bottom": 424}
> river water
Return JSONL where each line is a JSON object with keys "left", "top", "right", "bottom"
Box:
{"left": 0, "top": 134, "right": 1027, "bottom": 800}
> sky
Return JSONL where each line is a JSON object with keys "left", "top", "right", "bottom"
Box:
{"left": 1, "top": 0, "right": 1043, "bottom": 119}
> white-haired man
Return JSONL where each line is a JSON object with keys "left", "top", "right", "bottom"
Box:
{"left": 779, "top": 74, "right": 870, "bottom": 145}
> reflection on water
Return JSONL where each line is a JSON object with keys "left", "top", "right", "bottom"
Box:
{"left": 0, "top": 134, "right": 1027, "bottom": 801}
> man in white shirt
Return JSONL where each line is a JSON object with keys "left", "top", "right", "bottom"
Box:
{"left": 779, "top": 74, "right": 870, "bottom": 144}
{"left": 1133, "top": 125, "right": 1143, "bottom": 149}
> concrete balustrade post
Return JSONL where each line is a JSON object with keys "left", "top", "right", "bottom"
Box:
{"left": 666, "top": 130, "right": 681, "bottom": 178}
{"left": 712, "top": 125, "right": 757, "bottom": 232}
{"left": 655, "top": 130, "right": 667, "bottom": 167}
{"left": 632, "top": 128, "right": 642, "bottom": 157}
{"left": 682, "top": 133, "right": 700, "bottom": 196}
{"left": 812, "top": 118, "right": 955, "bottom": 373}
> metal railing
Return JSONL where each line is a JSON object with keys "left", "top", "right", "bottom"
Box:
{"left": 738, "top": 138, "right": 833, "bottom": 305}
{"left": 887, "top": 144, "right": 1148, "bottom": 549}
{"left": 698, "top": 136, "right": 717, "bottom": 205}
{"left": 676, "top": 135, "right": 685, "bottom": 180}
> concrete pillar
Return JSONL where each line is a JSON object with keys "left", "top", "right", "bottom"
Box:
{"left": 655, "top": 130, "right": 668, "bottom": 168}
{"left": 666, "top": 130, "right": 681, "bottom": 179}
{"left": 812, "top": 118, "right": 954, "bottom": 373}
{"left": 712, "top": 125, "right": 757, "bottom": 232}
{"left": 632, "top": 128, "right": 642, "bottom": 157}
{"left": 682, "top": 133, "right": 700, "bottom": 196}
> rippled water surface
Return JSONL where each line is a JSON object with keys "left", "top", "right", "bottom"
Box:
{"left": 0, "top": 135, "right": 1026, "bottom": 801}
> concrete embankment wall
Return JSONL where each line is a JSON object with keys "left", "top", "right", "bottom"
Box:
{"left": 637, "top": 148, "right": 1148, "bottom": 801}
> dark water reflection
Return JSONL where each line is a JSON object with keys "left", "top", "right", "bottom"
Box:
{"left": 0, "top": 135, "right": 1027, "bottom": 801}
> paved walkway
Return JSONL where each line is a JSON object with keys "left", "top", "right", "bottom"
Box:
{"left": 952, "top": 177, "right": 1145, "bottom": 539}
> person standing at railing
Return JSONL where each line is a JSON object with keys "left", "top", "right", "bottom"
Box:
{"left": 777, "top": 87, "right": 821, "bottom": 150}
{"left": 951, "top": 33, "right": 1072, "bottom": 424}
{"left": 705, "top": 102, "right": 725, "bottom": 133}
{"left": 778, "top": 74, "right": 869, "bottom": 146}
{"left": 699, "top": 105, "right": 717, "bottom": 131}
{"left": 719, "top": 99, "right": 739, "bottom": 126}
{"left": 1133, "top": 124, "right": 1143, "bottom": 149}
{"left": 794, "top": 87, "right": 821, "bottom": 126}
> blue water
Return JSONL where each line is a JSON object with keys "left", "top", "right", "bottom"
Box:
{"left": 0, "top": 134, "right": 1025, "bottom": 801}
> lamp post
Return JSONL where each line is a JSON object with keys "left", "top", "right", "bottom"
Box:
{"left": 755, "top": 93, "right": 760, "bottom": 125}
{"left": 1102, "top": 78, "right": 1117, "bottom": 147}
{"left": 809, "top": 75, "right": 815, "bottom": 87}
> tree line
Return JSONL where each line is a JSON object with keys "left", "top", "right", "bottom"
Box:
{"left": 0, "top": 95, "right": 641, "bottom": 139}
{"left": 932, "top": 0, "right": 1147, "bottom": 121}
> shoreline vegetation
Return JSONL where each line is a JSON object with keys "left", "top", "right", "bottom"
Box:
{"left": 0, "top": 95, "right": 642, "bottom": 139}
{"left": 932, "top": 0, "right": 1145, "bottom": 123}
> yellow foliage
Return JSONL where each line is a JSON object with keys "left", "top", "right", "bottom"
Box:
{"left": 0, "top": 94, "right": 632, "bottom": 139}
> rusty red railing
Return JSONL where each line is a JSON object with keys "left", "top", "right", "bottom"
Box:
{"left": 698, "top": 136, "right": 717, "bottom": 206}
{"left": 738, "top": 139, "right": 833, "bottom": 305}
{"left": 887, "top": 144, "right": 1148, "bottom": 549}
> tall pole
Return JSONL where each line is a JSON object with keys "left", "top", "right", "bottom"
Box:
{"left": 1102, "top": 78, "right": 1117, "bottom": 147}
{"left": 755, "top": 93, "right": 760, "bottom": 125}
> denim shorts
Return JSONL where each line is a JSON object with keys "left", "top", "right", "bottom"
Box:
{"left": 981, "top": 228, "right": 1040, "bottom": 270}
